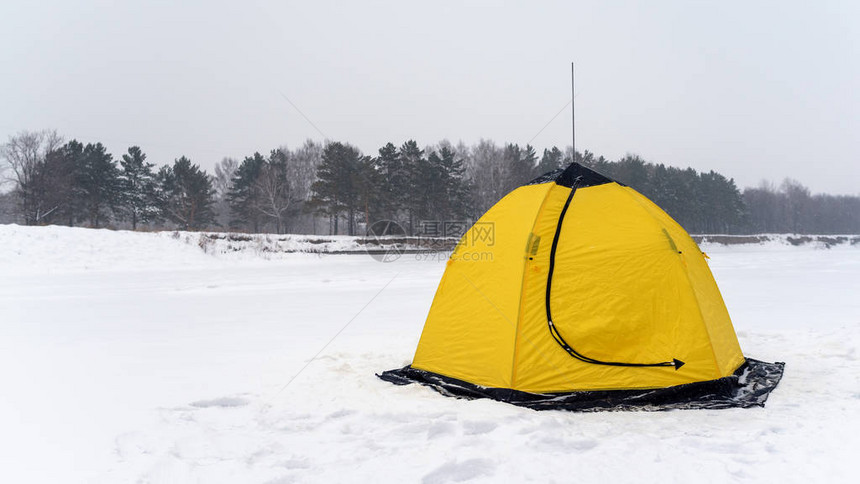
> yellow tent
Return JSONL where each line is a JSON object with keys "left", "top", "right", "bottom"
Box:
{"left": 380, "top": 163, "right": 783, "bottom": 411}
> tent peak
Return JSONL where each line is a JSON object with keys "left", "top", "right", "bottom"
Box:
{"left": 525, "top": 162, "right": 619, "bottom": 189}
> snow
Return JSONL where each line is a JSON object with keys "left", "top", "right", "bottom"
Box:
{"left": 1, "top": 224, "right": 859, "bottom": 483}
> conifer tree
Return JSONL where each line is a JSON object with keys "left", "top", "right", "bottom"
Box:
{"left": 227, "top": 153, "right": 266, "bottom": 231}
{"left": 521, "top": 144, "right": 538, "bottom": 180}
{"left": 437, "top": 146, "right": 470, "bottom": 221}
{"left": 118, "top": 146, "right": 158, "bottom": 229}
{"left": 76, "top": 142, "right": 120, "bottom": 228}
{"left": 156, "top": 156, "right": 215, "bottom": 230}
{"left": 504, "top": 143, "right": 538, "bottom": 191}
{"left": 309, "top": 142, "right": 365, "bottom": 235}
{"left": 56, "top": 140, "right": 85, "bottom": 226}
{"left": 536, "top": 147, "right": 565, "bottom": 174}
{"left": 355, "top": 153, "right": 382, "bottom": 231}
{"left": 373, "top": 142, "right": 405, "bottom": 221}
{"left": 418, "top": 150, "right": 443, "bottom": 222}
{"left": 399, "top": 140, "right": 425, "bottom": 235}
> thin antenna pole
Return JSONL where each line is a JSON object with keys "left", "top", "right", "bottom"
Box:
{"left": 571, "top": 62, "right": 575, "bottom": 163}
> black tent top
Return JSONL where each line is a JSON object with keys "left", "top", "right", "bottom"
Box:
{"left": 525, "top": 162, "right": 619, "bottom": 189}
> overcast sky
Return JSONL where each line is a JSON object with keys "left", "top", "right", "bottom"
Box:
{"left": 1, "top": 0, "right": 857, "bottom": 194}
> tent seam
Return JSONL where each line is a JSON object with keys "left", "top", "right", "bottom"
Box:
{"left": 619, "top": 186, "right": 722, "bottom": 377}
{"left": 509, "top": 182, "right": 558, "bottom": 389}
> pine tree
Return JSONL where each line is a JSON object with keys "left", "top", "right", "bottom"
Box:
{"left": 227, "top": 153, "right": 266, "bottom": 231}
{"left": 309, "top": 142, "right": 365, "bottom": 235}
{"left": 521, "top": 144, "right": 538, "bottom": 180}
{"left": 355, "top": 153, "right": 382, "bottom": 231}
{"left": 420, "top": 150, "right": 445, "bottom": 222}
{"left": 614, "top": 155, "right": 650, "bottom": 192}
{"left": 34, "top": 144, "right": 81, "bottom": 226}
{"left": 504, "top": 143, "right": 539, "bottom": 192}
{"left": 373, "top": 142, "right": 404, "bottom": 221}
{"left": 420, "top": 146, "right": 470, "bottom": 224}
{"left": 649, "top": 164, "right": 678, "bottom": 220}
{"left": 57, "top": 140, "right": 86, "bottom": 226}
{"left": 399, "top": 140, "right": 425, "bottom": 235}
{"left": 438, "top": 146, "right": 470, "bottom": 221}
{"left": 117, "top": 146, "right": 158, "bottom": 230}
{"left": 76, "top": 142, "right": 120, "bottom": 228}
{"left": 156, "top": 156, "right": 215, "bottom": 230}
{"left": 536, "top": 147, "right": 565, "bottom": 174}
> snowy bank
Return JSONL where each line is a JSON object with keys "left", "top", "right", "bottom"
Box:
{"left": 1, "top": 224, "right": 858, "bottom": 276}
{"left": 1, "top": 225, "right": 859, "bottom": 483}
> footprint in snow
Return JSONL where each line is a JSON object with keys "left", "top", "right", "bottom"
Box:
{"left": 326, "top": 409, "right": 355, "bottom": 419}
{"left": 264, "top": 476, "right": 299, "bottom": 484}
{"left": 532, "top": 435, "right": 598, "bottom": 453}
{"left": 462, "top": 420, "right": 497, "bottom": 435}
{"left": 279, "top": 458, "right": 310, "bottom": 470}
{"left": 568, "top": 439, "right": 599, "bottom": 451}
{"left": 422, "top": 458, "right": 495, "bottom": 484}
{"left": 189, "top": 396, "right": 250, "bottom": 408}
{"left": 427, "top": 421, "right": 456, "bottom": 439}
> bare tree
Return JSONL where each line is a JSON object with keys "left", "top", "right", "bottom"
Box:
{"left": 0, "top": 130, "right": 64, "bottom": 224}
{"left": 0, "top": 153, "right": 7, "bottom": 191}
{"left": 213, "top": 157, "right": 238, "bottom": 198}
{"left": 0, "top": 191, "right": 20, "bottom": 223}
{"left": 253, "top": 151, "right": 295, "bottom": 234}
{"left": 463, "top": 139, "right": 507, "bottom": 217}
{"left": 213, "top": 157, "right": 238, "bottom": 227}
{"left": 286, "top": 140, "right": 323, "bottom": 232}
{"left": 781, "top": 178, "right": 811, "bottom": 233}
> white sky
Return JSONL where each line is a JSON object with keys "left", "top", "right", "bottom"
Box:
{"left": 1, "top": 0, "right": 857, "bottom": 194}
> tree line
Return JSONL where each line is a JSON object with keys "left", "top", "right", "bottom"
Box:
{"left": 1, "top": 129, "right": 858, "bottom": 235}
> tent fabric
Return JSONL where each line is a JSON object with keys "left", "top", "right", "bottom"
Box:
{"left": 380, "top": 162, "right": 783, "bottom": 411}
{"left": 378, "top": 358, "right": 784, "bottom": 412}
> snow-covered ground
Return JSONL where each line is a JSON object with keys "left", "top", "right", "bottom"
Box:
{"left": 1, "top": 225, "right": 858, "bottom": 483}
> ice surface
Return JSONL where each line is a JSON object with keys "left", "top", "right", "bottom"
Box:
{"left": 1, "top": 224, "right": 858, "bottom": 483}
